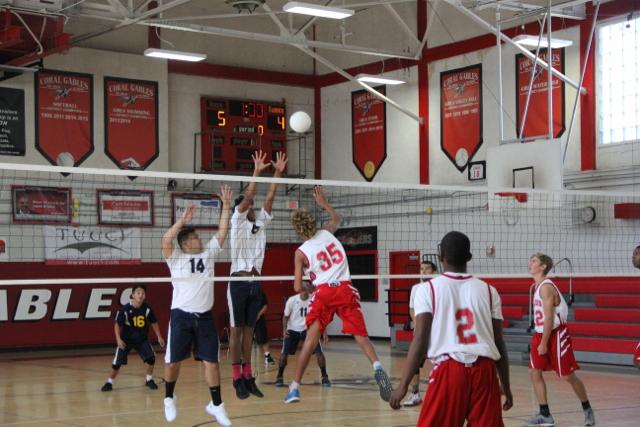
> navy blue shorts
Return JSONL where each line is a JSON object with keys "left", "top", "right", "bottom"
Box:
{"left": 227, "top": 280, "right": 262, "bottom": 328}
{"left": 165, "top": 309, "right": 219, "bottom": 364}
{"left": 112, "top": 340, "right": 155, "bottom": 366}
{"left": 282, "top": 330, "right": 322, "bottom": 355}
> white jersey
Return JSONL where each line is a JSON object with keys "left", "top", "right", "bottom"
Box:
{"left": 409, "top": 282, "right": 424, "bottom": 310}
{"left": 284, "top": 294, "right": 311, "bottom": 332}
{"left": 413, "top": 272, "right": 503, "bottom": 363}
{"left": 533, "top": 278, "right": 568, "bottom": 333}
{"left": 297, "top": 229, "right": 350, "bottom": 286}
{"left": 165, "top": 238, "right": 222, "bottom": 313}
{"left": 230, "top": 207, "right": 272, "bottom": 274}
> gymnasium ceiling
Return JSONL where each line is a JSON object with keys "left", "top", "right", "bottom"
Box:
{"left": 2, "top": 0, "right": 594, "bottom": 74}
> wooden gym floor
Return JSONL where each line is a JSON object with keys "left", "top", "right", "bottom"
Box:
{"left": 0, "top": 339, "right": 638, "bottom": 427}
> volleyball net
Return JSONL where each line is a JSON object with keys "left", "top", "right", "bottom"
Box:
{"left": 0, "top": 161, "right": 639, "bottom": 288}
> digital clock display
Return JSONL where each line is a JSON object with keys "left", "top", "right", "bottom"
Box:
{"left": 201, "top": 97, "right": 287, "bottom": 173}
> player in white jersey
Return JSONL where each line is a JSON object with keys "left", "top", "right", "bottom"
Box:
{"left": 525, "top": 253, "right": 594, "bottom": 427}
{"left": 275, "top": 282, "right": 330, "bottom": 387}
{"left": 284, "top": 186, "right": 392, "bottom": 403}
{"left": 227, "top": 150, "right": 287, "bottom": 400}
{"left": 403, "top": 260, "right": 437, "bottom": 407}
{"left": 160, "top": 187, "right": 232, "bottom": 426}
{"left": 390, "top": 231, "right": 513, "bottom": 427}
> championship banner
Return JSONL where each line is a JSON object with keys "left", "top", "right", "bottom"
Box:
{"left": 0, "top": 87, "right": 25, "bottom": 156}
{"left": 352, "top": 86, "right": 386, "bottom": 181}
{"left": 105, "top": 77, "right": 159, "bottom": 170}
{"left": 97, "top": 189, "right": 154, "bottom": 226}
{"left": 44, "top": 225, "right": 141, "bottom": 265}
{"left": 516, "top": 48, "right": 565, "bottom": 139}
{"left": 12, "top": 185, "right": 71, "bottom": 224}
{"left": 35, "top": 70, "right": 93, "bottom": 166}
{"left": 171, "top": 193, "right": 222, "bottom": 228}
{"left": 440, "top": 64, "right": 483, "bottom": 172}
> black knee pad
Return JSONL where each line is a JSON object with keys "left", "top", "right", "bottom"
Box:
{"left": 112, "top": 364, "right": 121, "bottom": 370}
{"left": 144, "top": 356, "right": 156, "bottom": 366}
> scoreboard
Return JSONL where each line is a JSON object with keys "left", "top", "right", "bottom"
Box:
{"left": 200, "top": 97, "right": 287, "bottom": 173}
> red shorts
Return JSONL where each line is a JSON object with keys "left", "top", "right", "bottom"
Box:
{"left": 305, "top": 282, "right": 368, "bottom": 336}
{"left": 634, "top": 342, "right": 640, "bottom": 364}
{"left": 417, "top": 357, "right": 504, "bottom": 427}
{"left": 529, "top": 327, "right": 580, "bottom": 377}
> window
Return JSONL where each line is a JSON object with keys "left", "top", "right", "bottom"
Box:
{"left": 597, "top": 14, "right": 640, "bottom": 145}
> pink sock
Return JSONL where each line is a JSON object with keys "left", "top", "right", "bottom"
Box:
{"left": 242, "top": 363, "right": 253, "bottom": 379}
{"left": 232, "top": 364, "right": 242, "bottom": 380}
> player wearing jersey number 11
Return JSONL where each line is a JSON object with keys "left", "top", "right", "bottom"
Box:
{"left": 284, "top": 186, "right": 392, "bottom": 404}
{"left": 389, "top": 231, "right": 513, "bottom": 427}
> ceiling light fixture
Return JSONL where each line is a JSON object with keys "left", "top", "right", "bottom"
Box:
{"left": 355, "top": 74, "right": 406, "bottom": 85}
{"left": 512, "top": 34, "right": 573, "bottom": 49}
{"left": 143, "top": 48, "right": 207, "bottom": 62}
{"left": 283, "top": 1, "right": 354, "bottom": 19}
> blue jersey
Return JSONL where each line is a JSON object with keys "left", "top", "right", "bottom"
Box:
{"left": 115, "top": 303, "right": 157, "bottom": 344}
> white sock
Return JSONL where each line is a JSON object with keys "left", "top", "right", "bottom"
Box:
{"left": 264, "top": 352, "right": 270, "bottom": 357}
{"left": 289, "top": 381, "right": 300, "bottom": 390}
{"left": 373, "top": 361, "right": 383, "bottom": 371}
{"left": 107, "top": 378, "right": 114, "bottom": 384}
{"left": 146, "top": 375, "right": 153, "bottom": 381}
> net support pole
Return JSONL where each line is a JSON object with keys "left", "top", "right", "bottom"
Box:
{"left": 563, "top": 1, "right": 601, "bottom": 167}
{"left": 497, "top": 5, "right": 505, "bottom": 143}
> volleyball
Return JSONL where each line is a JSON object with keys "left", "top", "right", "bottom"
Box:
{"left": 56, "top": 151, "right": 75, "bottom": 167}
{"left": 289, "top": 111, "right": 312, "bottom": 133}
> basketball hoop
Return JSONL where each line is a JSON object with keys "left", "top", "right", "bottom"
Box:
{"left": 495, "top": 192, "right": 528, "bottom": 225}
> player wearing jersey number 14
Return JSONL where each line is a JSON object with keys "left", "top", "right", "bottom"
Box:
{"left": 390, "top": 231, "right": 513, "bottom": 427}
{"left": 283, "top": 186, "right": 392, "bottom": 404}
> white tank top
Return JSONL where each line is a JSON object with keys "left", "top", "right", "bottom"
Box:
{"left": 533, "top": 279, "right": 568, "bottom": 333}
{"left": 297, "top": 230, "right": 350, "bottom": 286}
{"left": 413, "top": 273, "right": 503, "bottom": 362}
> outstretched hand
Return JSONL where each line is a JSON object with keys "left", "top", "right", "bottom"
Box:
{"left": 271, "top": 152, "right": 288, "bottom": 174}
{"left": 180, "top": 204, "right": 197, "bottom": 224}
{"left": 218, "top": 184, "right": 233, "bottom": 206}
{"left": 252, "top": 150, "right": 271, "bottom": 174}
{"left": 313, "top": 185, "right": 329, "bottom": 207}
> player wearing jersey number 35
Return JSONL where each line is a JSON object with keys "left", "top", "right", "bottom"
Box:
{"left": 525, "top": 253, "right": 594, "bottom": 427}
{"left": 390, "top": 231, "right": 513, "bottom": 427}
{"left": 284, "top": 186, "right": 392, "bottom": 404}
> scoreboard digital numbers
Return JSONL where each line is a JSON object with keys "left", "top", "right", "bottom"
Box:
{"left": 200, "top": 97, "right": 287, "bottom": 173}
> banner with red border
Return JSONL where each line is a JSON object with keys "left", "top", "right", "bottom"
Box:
{"left": 351, "top": 86, "right": 386, "bottom": 181}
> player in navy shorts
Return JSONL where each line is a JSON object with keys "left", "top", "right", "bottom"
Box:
{"left": 101, "top": 285, "right": 164, "bottom": 392}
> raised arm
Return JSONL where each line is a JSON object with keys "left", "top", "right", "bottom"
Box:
{"left": 237, "top": 150, "right": 271, "bottom": 213}
{"left": 162, "top": 204, "right": 195, "bottom": 259}
{"left": 313, "top": 186, "right": 341, "bottom": 234}
{"left": 263, "top": 152, "right": 288, "bottom": 215}
{"left": 215, "top": 185, "right": 233, "bottom": 247}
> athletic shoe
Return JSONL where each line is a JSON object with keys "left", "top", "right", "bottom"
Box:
{"left": 321, "top": 376, "right": 331, "bottom": 387}
{"left": 403, "top": 393, "right": 422, "bottom": 407}
{"left": 233, "top": 378, "right": 249, "bottom": 400}
{"left": 205, "top": 401, "right": 232, "bottom": 427}
{"left": 100, "top": 382, "right": 112, "bottom": 392}
{"left": 275, "top": 377, "right": 285, "bottom": 387}
{"left": 245, "top": 377, "right": 264, "bottom": 398}
{"left": 374, "top": 368, "right": 393, "bottom": 402}
{"left": 583, "top": 408, "right": 595, "bottom": 426}
{"left": 145, "top": 379, "right": 158, "bottom": 390}
{"left": 284, "top": 387, "right": 300, "bottom": 403}
{"left": 264, "top": 354, "right": 275, "bottom": 366}
{"left": 523, "top": 413, "right": 555, "bottom": 426}
{"left": 164, "top": 396, "right": 177, "bottom": 422}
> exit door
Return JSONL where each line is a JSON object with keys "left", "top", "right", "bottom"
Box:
{"left": 388, "top": 251, "right": 421, "bottom": 326}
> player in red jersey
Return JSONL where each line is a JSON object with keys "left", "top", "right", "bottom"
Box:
{"left": 283, "top": 186, "right": 392, "bottom": 404}
{"left": 525, "top": 253, "right": 594, "bottom": 427}
{"left": 389, "top": 231, "right": 513, "bottom": 427}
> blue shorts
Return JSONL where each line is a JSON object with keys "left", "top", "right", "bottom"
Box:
{"left": 282, "top": 330, "right": 322, "bottom": 355}
{"left": 227, "top": 280, "right": 262, "bottom": 328}
{"left": 112, "top": 340, "right": 155, "bottom": 366}
{"left": 165, "top": 309, "right": 219, "bottom": 364}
